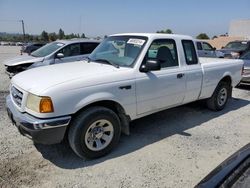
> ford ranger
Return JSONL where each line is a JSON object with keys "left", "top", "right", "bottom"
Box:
{"left": 6, "top": 33, "right": 243, "bottom": 158}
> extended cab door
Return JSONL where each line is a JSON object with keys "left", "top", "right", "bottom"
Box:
{"left": 182, "top": 40, "right": 203, "bottom": 103}
{"left": 136, "top": 39, "right": 186, "bottom": 115}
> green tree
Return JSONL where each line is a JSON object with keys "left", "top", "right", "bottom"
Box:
{"left": 34, "top": 36, "right": 40, "bottom": 42}
{"left": 156, "top": 29, "right": 173, "bottom": 34}
{"left": 40, "top": 31, "right": 49, "bottom": 41}
{"left": 49, "top": 32, "right": 57, "bottom": 41}
{"left": 58, "top": 28, "right": 65, "bottom": 39}
{"left": 81, "top": 33, "right": 86, "bottom": 38}
{"left": 212, "top": 35, "right": 218, "bottom": 39}
{"left": 196, "top": 33, "right": 210, "bottom": 40}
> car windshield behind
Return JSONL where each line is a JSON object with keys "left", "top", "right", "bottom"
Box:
{"left": 241, "top": 51, "right": 250, "bottom": 60}
{"left": 224, "top": 41, "right": 248, "bottom": 51}
{"left": 89, "top": 36, "right": 147, "bottom": 67}
{"left": 31, "top": 42, "right": 65, "bottom": 57}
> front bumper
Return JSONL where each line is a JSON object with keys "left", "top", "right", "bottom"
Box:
{"left": 240, "top": 75, "right": 250, "bottom": 85}
{"left": 6, "top": 95, "right": 71, "bottom": 144}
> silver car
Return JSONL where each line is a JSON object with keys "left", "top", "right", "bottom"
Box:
{"left": 239, "top": 50, "right": 250, "bottom": 85}
{"left": 3, "top": 39, "right": 100, "bottom": 78}
{"left": 195, "top": 40, "right": 218, "bottom": 58}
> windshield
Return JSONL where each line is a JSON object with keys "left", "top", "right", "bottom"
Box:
{"left": 89, "top": 36, "right": 147, "bottom": 67}
{"left": 224, "top": 41, "right": 248, "bottom": 51}
{"left": 31, "top": 42, "right": 65, "bottom": 57}
{"left": 241, "top": 51, "right": 250, "bottom": 60}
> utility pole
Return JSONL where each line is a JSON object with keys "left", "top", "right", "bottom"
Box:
{"left": 20, "top": 20, "right": 25, "bottom": 42}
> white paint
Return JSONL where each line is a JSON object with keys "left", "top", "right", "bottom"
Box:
{"left": 10, "top": 33, "right": 244, "bottom": 121}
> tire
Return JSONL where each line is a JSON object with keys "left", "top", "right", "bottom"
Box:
{"left": 68, "top": 106, "right": 121, "bottom": 159}
{"left": 206, "top": 81, "right": 230, "bottom": 111}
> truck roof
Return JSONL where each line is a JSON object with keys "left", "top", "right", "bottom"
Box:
{"left": 111, "top": 33, "right": 193, "bottom": 40}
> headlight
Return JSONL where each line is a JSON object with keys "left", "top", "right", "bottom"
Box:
{"left": 26, "top": 93, "right": 54, "bottom": 113}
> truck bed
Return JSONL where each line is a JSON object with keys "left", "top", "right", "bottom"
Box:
{"left": 199, "top": 57, "right": 241, "bottom": 64}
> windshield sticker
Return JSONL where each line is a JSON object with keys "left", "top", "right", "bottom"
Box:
{"left": 127, "top": 39, "right": 145, "bottom": 46}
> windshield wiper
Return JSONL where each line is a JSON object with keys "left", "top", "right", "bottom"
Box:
{"left": 94, "top": 59, "right": 119, "bottom": 68}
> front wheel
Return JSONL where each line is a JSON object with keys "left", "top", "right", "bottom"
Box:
{"left": 68, "top": 106, "right": 121, "bottom": 159}
{"left": 206, "top": 82, "right": 230, "bottom": 111}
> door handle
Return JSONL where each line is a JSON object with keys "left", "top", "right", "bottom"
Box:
{"left": 119, "top": 85, "right": 131, "bottom": 90}
{"left": 177, "top": 73, "right": 184, "bottom": 79}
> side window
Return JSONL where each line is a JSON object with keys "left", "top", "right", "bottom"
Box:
{"left": 202, "top": 42, "right": 214, "bottom": 51}
{"left": 182, "top": 40, "right": 198, "bottom": 65}
{"left": 196, "top": 42, "right": 202, "bottom": 50}
{"left": 81, "top": 43, "right": 99, "bottom": 54}
{"left": 146, "top": 39, "right": 178, "bottom": 68}
{"left": 59, "top": 43, "right": 81, "bottom": 57}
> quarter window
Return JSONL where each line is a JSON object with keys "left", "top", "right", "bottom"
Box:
{"left": 182, "top": 40, "right": 198, "bottom": 65}
{"left": 196, "top": 42, "right": 202, "bottom": 50}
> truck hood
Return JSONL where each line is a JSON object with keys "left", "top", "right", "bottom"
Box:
{"left": 2, "top": 54, "right": 44, "bottom": 66}
{"left": 11, "top": 61, "right": 131, "bottom": 94}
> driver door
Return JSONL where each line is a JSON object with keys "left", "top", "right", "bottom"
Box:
{"left": 136, "top": 39, "right": 186, "bottom": 115}
{"left": 54, "top": 43, "right": 82, "bottom": 64}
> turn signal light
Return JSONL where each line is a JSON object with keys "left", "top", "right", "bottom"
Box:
{"left": 40, "top": 97, "right": 54, "bottom": 113}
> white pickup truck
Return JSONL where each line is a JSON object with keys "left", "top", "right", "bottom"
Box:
{"left": 6, "top": 33, "right": 243, "bottom": 158}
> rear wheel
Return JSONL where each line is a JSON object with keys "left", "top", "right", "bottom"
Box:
{"left": 206, "top": 82, "right": 230, "bottom": 111}
{"left": 68, "top": 106, "right": 121, "bottom": 159}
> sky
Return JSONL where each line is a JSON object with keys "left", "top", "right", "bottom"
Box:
{"left": 0, "top": 0, "right": 250, "bottom": 38}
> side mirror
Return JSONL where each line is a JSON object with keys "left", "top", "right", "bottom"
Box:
{"left": 56, "top": 53, "right": 64, "bottom": 59}
{"left": 221, "top": 46, "right": 225, "bottom": 49}
{"left": 140, "top": 60, "right": 161, "bottom": 72}
{"left": 213, "top": 47, "right": 216, "bottom": 50}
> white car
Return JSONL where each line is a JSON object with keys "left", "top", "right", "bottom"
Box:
{"left": 3, "top": 39, "right": 100, "bottom": 78}
{"left": 6, "top": 33, "right": 243, "bottom": 158}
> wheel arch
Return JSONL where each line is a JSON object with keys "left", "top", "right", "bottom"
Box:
{"left": 212, "top": 74, "right": 233, "bottom": 99}
{"left": 220, "top": 74, "right": 232, "bottom": 86}
{"left": 71, "top": 99, "right": 131, "bottom": 136}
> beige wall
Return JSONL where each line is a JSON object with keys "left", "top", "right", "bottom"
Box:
{"left": 203, "top": 36, "right": 245, "bottom": 49}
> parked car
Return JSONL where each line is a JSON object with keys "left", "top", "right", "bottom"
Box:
{"left": 218, "top": 40, "right": 250, "bottom": 59}
{"left": 6, "top": 33, "right": 243, "bottom": 159}
{"left": 195, "top": 40, "right": 217, "bottom": 58}
{"left": 195, "top": 40, "right": 224, "bottom": 58}
{"left": 1, "top": 41, "right": 9, "bottom": 46}
{"left": 196, "top": 143, "right": 250, "bottom": 188}
{"left": 239, "top": 50, "right": 250, "bottom": 85}
{"left": 3, "top": 39, "right": 100, "bottom": 77}
{"left": 16, "top": 42, "right": 23, "bottom": 46}
{"left": 21, "top": 43, "right": 46, "bottom": 54}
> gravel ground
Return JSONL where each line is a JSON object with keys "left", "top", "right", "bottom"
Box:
{"left": 0, "top": 46, "right": 249, "bottom": 188}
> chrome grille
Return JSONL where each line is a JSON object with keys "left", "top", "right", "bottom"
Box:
{"left": 11, "top": 86, "right": 23, "bottom": 107}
